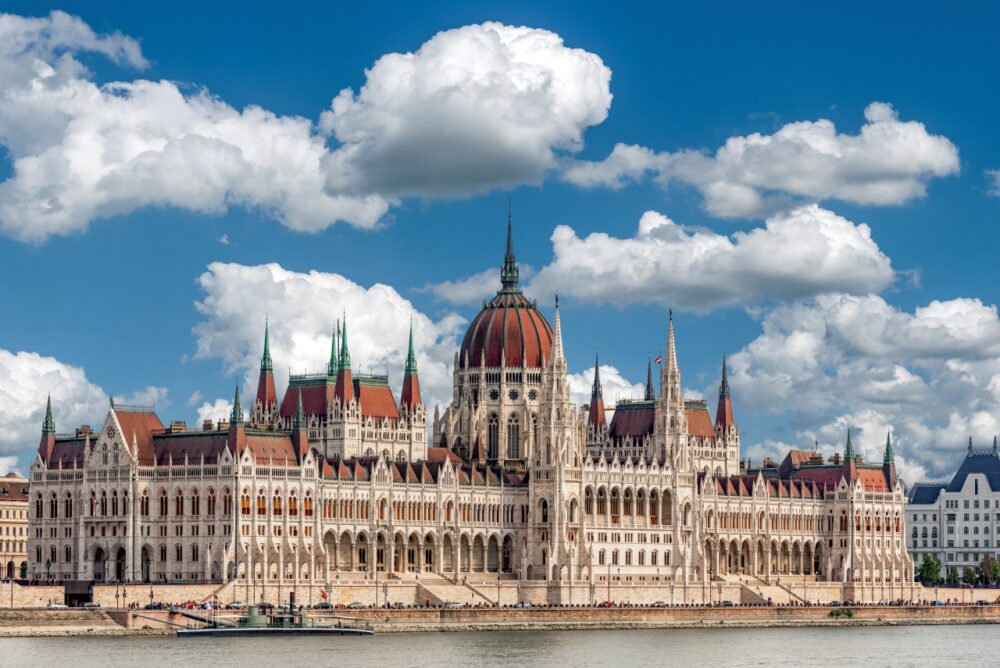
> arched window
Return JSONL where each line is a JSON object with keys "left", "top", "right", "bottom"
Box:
{"left": 207, "top": 489, "right": 216, "bottom": 516}
{"left": 100, "top": 491, "right": 107, "bottom": 516}
{"left": 140, "top": 490, "right": 149, "bottom": 516}
{"left": 598, "top": 549, "right": 606, "bottom": 565}
{"left": 159, "top": 490, "right": 168, "bottom": 516}
{"left": 272, "top": 493, "right": 283, "bottom": 516}
{"left": 49, "top": 493, "right": 57, "bottom": 519}
{"left": 223, "top": 489, "right": 232, "bottom": 515}
{"left": 506, "top": 415, "right": 520, "bottom": 460}
{"left": 175, "top": 490, "right": 184, "bottom": 517}
{"left": 190, "top": 489, "right": 200, "bottom": 516}
{"left": 304, "top": 494, "right": 314, "bottom": 517}
{"left": 191, "top": 545, "right": 199, "bottom": 563}
{"left": 176, "top": 544, "right": 183, "bottom": 562}
{"left": 488, "top": 415, "right": 499, "bottom": 460}
{"left": 241, "top": 493, "right": 251, "bottom": 516}
{"left": 65, "top": 493, "right": 73, "bottom": 518}
{"left": 289, "top": 492, "right": 298, "bottom": 517}
{"left": 256, "top": 493, "right": 266, "bottom": 516}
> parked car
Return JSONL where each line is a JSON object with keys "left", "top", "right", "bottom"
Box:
{"left": 513, "top": 601, "right": 532, "bottom": 608}
{"left": 446, "top": 602, "right": 464, "bottom": 609}
{"left": 650, "top": 601, "right": 667, "bottom": 608}
{"left": 345, "top": 601, "right": 366, "bottom": 609}
{"left": 597, "top": 600, "right": 615, "bottom": 608}
{"left": 721, "top": 600, "right": 735, "bottom": 607}
{"left": 46, "top": 602, "right": 67, "bottom": 609}
{"left": 224, "top": 601, "right": 245, "bottom": 610}
{"left": 312, "top": 602, "right": 332, "bottom": 610}
{"left": 81, "top": 602, "right": 101, "bottom": 610}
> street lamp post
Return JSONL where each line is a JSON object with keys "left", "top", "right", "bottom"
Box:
{"left": 516, "top": 567, "right": 521, "bottom": 605}
{"left": 670, "top": 583, "right": 674, "bottom": 607}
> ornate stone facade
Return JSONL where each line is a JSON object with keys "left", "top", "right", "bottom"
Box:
{"left": 27, "top": 220, "right": 913, "bottom": 602}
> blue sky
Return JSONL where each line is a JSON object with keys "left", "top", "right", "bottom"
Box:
{"left": 1, "top": 2, "right": 999, "bottom": 481}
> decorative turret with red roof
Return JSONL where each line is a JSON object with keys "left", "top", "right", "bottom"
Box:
{"left": 400, "top": 320, "right": 421, "bottom": 410}
{"left": 715, "top": 354, "right": 735, "bottom": 429}
{"left": 334, "top": 314, "right": 355, "bottom": 405}
{"left": 587, "top": 353, "right": 606, "bottom": 432}
{"left": 255, "top": 318, "right": 277, "bottom": 424}
{"left": 38, "top": 394, "right": 55, "bottom": 462}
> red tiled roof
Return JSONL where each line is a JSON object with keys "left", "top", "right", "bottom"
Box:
{"left": 609, "top": 403, "right": 655, "bottom": 439}
{"left": 459, "top": 291, "right": 553, "bottom": 368}
{"left": 256, "top": 368, "right": 276, "bottom": 408}
{"left": 116, "top": 409, "right": 164, "bottom": 465}
{"left": 0, "top": 475, "right": 29, "bottom": 501}
{"left": 427, "top": 447, "right": 464, "bottom": 466}
{"left": 279, "top": 382, "right": 332, "bottom": 419}
{"left": 153, "top": 432, "right": 228, "bottom": 465}
{"left": 401, "top": 372, "right": 421, "bottom": 409}
{"left": 357, "top": 381, "right": 399, "bottom": 420}
{"left": 245, "top": 433, "right": 297, "bottom": 462}
{"left": 685, "top": 405, "right": 715, "bottom": 437}
{"left": 49, "top": 438, "right": 86, "bottom": 469}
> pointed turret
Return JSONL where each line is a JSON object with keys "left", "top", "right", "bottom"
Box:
{"left": 231, "top": 386, "right": 244, "bottom": 424}
{"left": 500, "top": 202, "right": 519, "bottom": 292}
{"left": 401, "top": 320, "right": 422, "bottom": 409}
{"left": 644, "top": 357, "right": 654, "bottom": 401}
{"left": 291, "top": 388, "right": 309, "bottom": 460}
{"left": 327, "top": 323, "right": 339, "bottom": 376}
{"left": 38, "top": 394, "right": 56, "bottom": 462}
{"left": 844, "top": 428, "right": 854, "bottom": 460}
{"left": 715, "top": 354, "right": 735, "bottom": 428}
{"left": 551, "top": 295, "right": 564, "bottom": 365}
{"left": 993, "top": 436, "right": 998, "bottom": 457}
{"left": 883, "top": 429, "right": 898, "bottom": 486}
{"left": 227, "top": 385, "right": 246, "bottom": 452}
{"left": 588, "top": 354, "right": 606, "bottom": 431}
{"left": 255, "top": 318, "right": 277, "bottom": 412}
{"left": 968, "top": 436, "right": 973, "bottom": 453}
{"left": 661, "top": 308, "right": 681, "bottom": 404}
{"left": 334, "top": 314, "right": 355, "bottom": 404}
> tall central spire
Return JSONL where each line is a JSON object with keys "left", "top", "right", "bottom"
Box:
{"left": 644, "top": 357, "right": 654, "bottom": 401}
{"left": 42, "top": 394, "right": 55, "bottom": 433}
{"left": 591, "top": 353, "right": 603, "bottom": 398}
{"left": 339, "top": 313, "right": 351, "bottom": 370}
{"left": 405, "top": 319, "right": 418, "bottom": 375}
{"left": 260, "top": 317, "right": 273, "bottom": 372}
{"left": 327, "top": 322, "right": 339, "bottom": 376}
{"left": 500, "top": 200, "right": 519, "bottom": 292}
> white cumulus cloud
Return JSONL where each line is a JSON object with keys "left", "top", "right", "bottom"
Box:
{"left": 192, "top": 262, "right": 467, "bottom": 412}
{"left": 564, "top": 102, "right": 959, "bottom": 217}
{"left": 728, "top": 293, "right": 1000, "bottom": 480}
{"left": 0, "top": 13, "right": 612, "bottom": 243}
{"left": 527, "top": 205, "right": 894, "bottom": 310}
{"left": 0, "top": 348, "right": 165, "bottom": 468}
{"left": 320, "top": 22, "right": 611, "bottom": 198}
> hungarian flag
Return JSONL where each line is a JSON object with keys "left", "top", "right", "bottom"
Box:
{"left": 320, "top": 590, "right": 328, "bottom": 600}
{"left": 654, "top": 355, "right": 662, "bottom": 364}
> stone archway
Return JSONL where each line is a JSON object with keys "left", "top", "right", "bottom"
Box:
{"left": 94, "top": 547, "right": 106, "bottom": 582}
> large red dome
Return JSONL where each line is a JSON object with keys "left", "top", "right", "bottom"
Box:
{"left": 458, "top": 218, "right": 553, "bottom": 368}
{"left": 460, "top": 291, "right": 553, "bottom": 368}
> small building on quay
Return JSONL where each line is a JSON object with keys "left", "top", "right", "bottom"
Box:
{"left": 0, "top": 473, "right": 29, "bottom": 579}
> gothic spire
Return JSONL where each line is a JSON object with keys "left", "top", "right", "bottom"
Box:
{"left": 844, "top": 428, "right": 854, "bottom": 460}
{"left": 230, "top": 385, "right": 243, "bottom": 424}
{"left": 327, "top": 322, "right": 339, "bottom": 376}
{"left": 500, "top": 203, "right": 519, "bottom": 292}
{"left": 644, "top": 357, "right": 654, "bottom": 401}
{"left": 260, "top": 317, "right": 273, "bottom": 372}
{"left": 993, "top": 435, "right": 998, "bottom": 457}
{"left": 883, "top": 430, "right": 894, "bottom": 464}
{"left": 666, "top": 308, "right": 677, "bottom": 375}
{"left": 719, "top": 353, "right": 730, "bottom": 399}
{"left": 42, "top": 394, "right": 55, "bottom": 433}
{"left": 405, "top": 318, "right": 418, "bottom": 375}
{"left": 339, "top": 312, "right": 351, "bottom": 370}
{"left": 293, "top": 388, "right": 305, "bottom": 430}
{"left": 591, "top": 353, "right": 602, "bottom": 398}
{"left": 551, "top": 295, "right": 564, "bottom": 364}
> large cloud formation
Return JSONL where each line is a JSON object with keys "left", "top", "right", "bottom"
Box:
{"left": 320, "top": 22, "right": 611, "bottom": 197}
{"left": 525, "top": 205, "right": 893, "bottom": 309}
{"left": 563, "top": 102, "right": 959, "bottom": 217}
{"left": 0, "top": 12, "right": 612, "bottom": 242}
{"left": 0, "top": 348, "right": 166, "bottom": 472}
{"left": 727, "top": 293, "right": 1000, "bottom": 482}
{"left": 192, "top": 262, "right": 468, "bottom": 414}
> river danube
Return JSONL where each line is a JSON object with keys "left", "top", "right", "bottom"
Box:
{"left": 2, "top": 625, "right": 996, "bottom": 666}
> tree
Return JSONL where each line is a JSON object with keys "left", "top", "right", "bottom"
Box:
{"left": 962, "top": 567, "right": 979, "bottom": 585}
{"left": 979, "top": 556, "right": 997, "bottom": 584}
{"left": 993, "top": 560, "right": 1000, "bottom": 584}
{"left": 947, "top": 566, "right": 960, "bottom": 585}
{"left": 917, "top": 554, "right": 942, "bottom": 583}
{"left": 18, "top": 561, "right": 26, "bottom": 579}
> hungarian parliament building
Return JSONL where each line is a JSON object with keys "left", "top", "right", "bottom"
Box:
{"left": 27, "top": 221, "right": 914, "bottom": 602}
